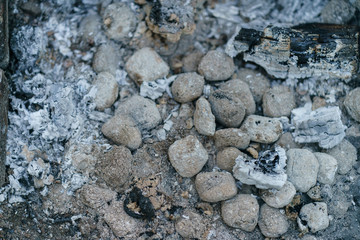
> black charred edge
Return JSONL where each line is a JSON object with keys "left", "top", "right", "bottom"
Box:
{"left": 234, "top": 28, "right": 263, "bottom": 50}
{"left": 290, "top": 23, "right": 360, "bottom": 68}
{"left": 254, "top": 150, "right": 280, "bottom": 175}
{"left": 123, "top": 187, "right": 155, "bottom": 220}
{"left": 293, "top": 23, "right": 360, "bottom": 36}
{"left": 149, "top": 0, "right": 163, "bottom": 25}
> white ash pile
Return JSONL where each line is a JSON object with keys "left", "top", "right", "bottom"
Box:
{"left": 1, "top": 0, "right": 360, "bottom": 239}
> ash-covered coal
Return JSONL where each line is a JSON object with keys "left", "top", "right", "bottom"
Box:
{"left": 233, "top": 146, "right": 287, "bottom": 190}
{"left": 291, "top": 103, "right": 346, "bottom": 149}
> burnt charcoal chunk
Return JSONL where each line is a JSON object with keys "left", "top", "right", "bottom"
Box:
{"left": 124, "top": 187, "right": 155, "bottom": 220}
{"left": 227, "top": 24, "right": 359, "bottom": 80}
{"left": 234, "top": 28, "right": 263, "bottom": 49}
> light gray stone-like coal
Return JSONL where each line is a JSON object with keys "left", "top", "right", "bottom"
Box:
{"left": 291, "top": 103, "right": 346, "bottom": 149}
{"left": 233, "top": 146, "right": 287, "bottom": 190}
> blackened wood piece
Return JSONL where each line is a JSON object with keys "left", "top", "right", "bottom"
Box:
{"left": 233, "top": 24, "right": 359, "bottom": 80}
{"left": 0, "top": 69, "right": 8, "bottom": 186}
{"left": 0, "top": 0, "right": 8, "bottom": 69}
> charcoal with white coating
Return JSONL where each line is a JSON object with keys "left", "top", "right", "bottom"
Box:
{"left": 209, "top": 90, "right": 246, "bottom": 128}
{"left": 233, "top": 146, "right": 287, "bottom": 190}
{"left": 102, "top": 3, "right": 137, "bottom": 42}
{"left": 125, "top": 47, "right": 170, "bottom": 85}
{"left": 344, "top": 87, "right": 360, "bottom": 122}
{"left": 93, "top": 72, "right": 118, "bottom": 111}
{"left": 240, "top": 115, "right": 283, "bottom": 144}
{"left": 194, "top": 97, "right": 216, "bottom": 136}
{"left": 218, "top": 79, "right": 256, "bottom": 115}
{"left": 226, "top": 24, "right": 359, "bottom": 80}
{"left": 291, "top": 103, "right": 346, "bottom": 149}
{"left": 286, "top": 148, "right": 319, "bottom": 192}
{"left": 115, "top": 95, "right": 161, "bottom": 131}
{"left": 198, "top": 50, "right": 235, "bottom": 81}
{"left": 92, "top": 44, "right": 119, "bottom": 74}
{"left": 221, "top": 194, "right": 259, "bottom": 232}
{"left": 260, "top": 181, "right": 296, "bottom": 208}
{"left": 145, "top": 0, "right": 196, "bottom": 42}
{"left": 297, "top": 202, "right": 329, "bottom": 233}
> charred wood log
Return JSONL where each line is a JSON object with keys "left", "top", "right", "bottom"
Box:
{"left": 0, "top": 0, "right": 8, "bottom": 69}
{"left": 0, "top": 69, "right": 8, "bottom": 186}
{"left": 226, "top": 23, "right": 359, "bottom": 80}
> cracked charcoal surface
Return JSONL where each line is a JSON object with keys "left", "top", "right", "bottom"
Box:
{"left": 233, "top": 146, "right": 287, "bottom": 190}
{"left": 291, "top": 104, "right": 346, "bottom": 149}
{"left": 227, "top": 24, "right": 359, "bottom": 80}
{"left": 1, "top": 0, "right": 360, "bottom": 239}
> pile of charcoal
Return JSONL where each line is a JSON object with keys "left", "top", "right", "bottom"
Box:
{"left": 0, "top": 0, "right": 360, "bottom": 239}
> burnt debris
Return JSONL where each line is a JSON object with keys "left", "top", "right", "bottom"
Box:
{"left": 123, "top": 187, "right": 155, "bottom": 220}
{"left": 227, "top": 23, "right": 359, "bottom": 80}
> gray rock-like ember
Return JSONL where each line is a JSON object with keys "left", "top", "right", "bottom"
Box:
{"left": 214, "top": 128, "right": 250, "bottom": 150}
{"left": 221, "top": 194, "right": 259, "bottom": 232}
{"left": 79, "top": 13, "right": 101, "bottom": 44}
{"left": 175, "top": 210, "right": 207, "bottom": 239}
{"left": 262, "top": 85, "right": 296, "bottom": 117}
{"left": 307, "top": 186, "right": 322, "bottom": 201}
{"left": 233, "top": 146, "right": 287, "bottom": 190}
{"left": 240, "top": 115, "right": 282, "bottom": 144}
{"left": 297, "top": 202, "right": 329, "bottom": 233}
{"left": 96, "top": 146, "right": 133, "bottom": 192}
{"left": 291, "top": 104, "right": 346, "bottom": 149}
{"left": 209, "top": 90, "right": 246, "bottom": 128}
{"left": 115, "top": 95, "right": 161, "bottom": 130}
{"left": 80, "top": 184, "right": 144, "bottom": 238}
{"left": 171, "top": 72, "right": 204, "bottom": 103}
{"left": 276, "top": 132, "right": 300, "bottom": 150}
{"left": 125, "top": 47, "right": 170, "bottom": 85}
{"left": 258, "top": 204, "right": 289, "bottom": 238}
{"left": 218, "top": 79, "right": 256, "bottom": 115}
{"left": 326, "top": 139, "right": 357, "bottom": 175}
{"left": 168, "top": 135, "right": 208, "bottom": 178}
{"left": 101, "top": 115, "right": 142, "bottom": 150}
{"left": 102, "top": 3, "right": 137, "bottom": 42}
{"left": 260, "top": 181, "right": 296, "bottom": 208}
{"left": 198, "top": 50, "right": 235, "bottom": 81}
{"left": 216, "top": 147, "right": 242, "bottom": 172}
{"left": 92, "top": 44, "right": 118, "bottom": 74}
{"left": 314, "top": 152, "right": 338, "bottom": 184}
{"left": 321, "top": 0, "right": 355, "bottom": 24}
{"left": 93, "top": 72, "right": 118, "bottom": 111}
{"left": 182, "top": 51, "right": 203, "bottom": 72}
{"left": 344, "top": 87, "right": 360, "bottom": 122}
{"left": 65, "top": 143, "right": 100, "bottom": 176}
{"left": 301, "top": 235, "right": 318, "bottom": 240}
{"left": 195, "top": 172, "right": 237, "bottom": 202}
{"left": 286, "top": 149, "right": 319, "bottom": 192}
{"left": 104, "top": 199, "right": 145, "bottom": 238}
{"left": 80, "top": 184, "right": 117, "bottom": 210}
{"left": 238, "top": 68, "right": 270, "bottom": 103}
{"left": 194, "top": 97, "right": 216, "bottom": 136}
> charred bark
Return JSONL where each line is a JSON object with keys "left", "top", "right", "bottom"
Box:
{"left": 227, "top": 23, "right": 359, "bottom": 80}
